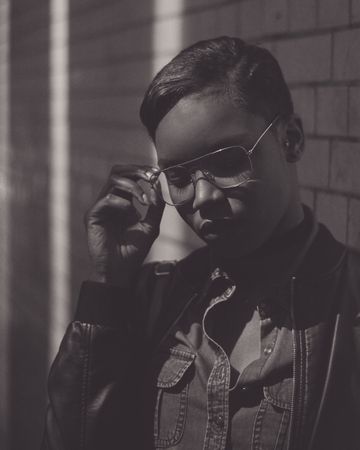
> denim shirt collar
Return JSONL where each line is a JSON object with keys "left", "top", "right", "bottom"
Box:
{"left": 177, "top": 206, "right": 347, "bottom": 316}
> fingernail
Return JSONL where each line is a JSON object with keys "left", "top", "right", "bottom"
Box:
{"left": 142, "top": 193, "right": 150, "bottom": 204}
{"left": 149, "top": 189, "right": 157, "bottom": 205}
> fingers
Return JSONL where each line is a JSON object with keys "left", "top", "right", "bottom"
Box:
{"left": 85, "top": 164, "right": 163, "bottom": 230}
{"left": 97, "top": 165, "right": 157, "bottom": 205}
{"left": 85, "top": 191, "right": 138, "bottom": 228}
{"left": 110, "top": 164, "right": 156, "bottom": 182}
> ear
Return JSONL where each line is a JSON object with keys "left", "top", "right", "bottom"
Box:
{"left": 282, "top": 114, "right": 305, "bottom": 163}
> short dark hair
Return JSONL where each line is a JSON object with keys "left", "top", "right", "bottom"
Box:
{"left": 140, "top": 36, "right": 293, "bottom": 142}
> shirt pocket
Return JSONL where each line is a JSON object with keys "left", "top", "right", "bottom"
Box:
{"left": 263, "top": 377, "right": 293, "bottom": 410}
{"left": 253, "top": 379, "right": 293, "bottom": 450}
{"left": 153, "top": 347, "right": 196, "bottom": 448}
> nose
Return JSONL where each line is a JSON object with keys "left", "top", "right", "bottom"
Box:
{"left": 192, "top": 170, "right": 225, "bottom": 210}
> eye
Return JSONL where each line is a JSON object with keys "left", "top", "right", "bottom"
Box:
{"left": 206, "top": 147, "right": 250, "bottom": 176}
{"left": 165, "top": 167, "right": 191, "bottom": 188}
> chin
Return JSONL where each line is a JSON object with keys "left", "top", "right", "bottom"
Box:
{"left": 205, "top": 234, "right": 250, "bottom": 258}
{"left": 207, "top": 225, "right": 273, "bottom": 259}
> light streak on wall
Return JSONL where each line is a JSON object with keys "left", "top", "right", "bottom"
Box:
{"left": 0, "top": 0, "right": 10, "bottom": 446}
{"left": 149, "top": 0, "right": 192, "bottom": 261}
{"left": 49, "top": 0, "right": 70, "bottom": 362}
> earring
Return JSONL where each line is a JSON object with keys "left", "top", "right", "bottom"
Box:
{"left": 285, "top": 144, "right": 301, "bottom": 162}
{"left": 284, "top": 140, "right": 290, "bottom": 148}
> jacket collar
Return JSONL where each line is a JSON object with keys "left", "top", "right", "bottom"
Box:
{"left": 176, "top": 207, "right": 347, "bottom": 320}
{"left": 178, "top": 206, "right": 347, "bottom": 288}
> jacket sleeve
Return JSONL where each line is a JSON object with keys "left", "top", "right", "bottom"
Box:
{"left": 41, "top": 276, "right": 153, "bottom": 450}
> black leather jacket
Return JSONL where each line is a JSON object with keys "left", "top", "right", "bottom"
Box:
{"left": 41, "top": 219, "right": 360, "bottom": 450}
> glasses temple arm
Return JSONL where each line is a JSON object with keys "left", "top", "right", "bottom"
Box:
{"left": 248, "top": 115, "right": 280, "bottom": 156}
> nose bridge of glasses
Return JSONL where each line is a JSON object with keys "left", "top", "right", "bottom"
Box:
{"left": 191, "top": 167, "right": 217, "bottom": 185}
{"left": 192, "top": 171, "right": 225, "bottom": 209}
{"left": 193, "top": 168, "right": 224, "bottom": 196}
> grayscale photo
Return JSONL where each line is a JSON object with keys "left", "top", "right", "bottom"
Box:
{"left": 0, "top": 1, "right": 359, "bottom": 449}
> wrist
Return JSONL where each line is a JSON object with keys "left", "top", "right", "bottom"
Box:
{"left": 90, "top": 268, "right": 136, "bottom": 288}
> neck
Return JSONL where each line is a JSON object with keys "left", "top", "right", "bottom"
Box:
{"left": 269, "top": 199, "right": 305, "bottom": 243}
{"left": 212, "top": 204, "right": 308, "bottom": 275}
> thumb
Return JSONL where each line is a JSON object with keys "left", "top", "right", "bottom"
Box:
{"left": 141, "top": 185, "right": 165, "bottom": 231}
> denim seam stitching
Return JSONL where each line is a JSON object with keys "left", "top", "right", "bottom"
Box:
{"left": 80, "top": 324, "right": 91, "bottom": 450}
{"left": 251, "top": 399, "right": 268, "bottom": 450}
{"left": 154, "top": 383, "right": 189, "bottom": 447}
{"left": 274, "top": 409, "right": 290, "bottom": 450}
{"left": 263, "top": 382, "right": 292, "bottom": 410}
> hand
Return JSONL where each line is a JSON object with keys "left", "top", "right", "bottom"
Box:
{"left": 84, "top": 165, "right": 164, "bottom": 286}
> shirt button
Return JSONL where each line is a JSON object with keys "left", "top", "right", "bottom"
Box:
{"left": 214, "top": 414, "right": 224, "bottom": 428}
{"left": 264, "top": 345, "right": 273, "bottom": 356}
{"left": 218, "top": 366, "right": 225, "bottom": 382}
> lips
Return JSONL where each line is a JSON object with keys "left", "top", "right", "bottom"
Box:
{"left": 199, "top": 219, "right": 234, "bottom": 239}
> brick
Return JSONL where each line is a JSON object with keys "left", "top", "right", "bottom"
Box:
{"left": 70, "top": 0, "right": 153, "bottom": 24}
{"left": 11, "top": 3, "right": 48, "bottom": 34}
{"left": 289, "top": 0, "right": 316, "bottom": 31}
{"left": 316, "top": 192, "right": 347, "bottom": 242}
{"left": 318, "top": 0, "right": 350, "bottom": 28}
{"left": 330, "top": 141, "right": 360, "bottom": 194}
{"left": 352, "top": 0, "right": 360, "bottom": 23}
{"left": 71, "top": 127, "right": 153, "bottom": 164}
{"left": 274, "top": 35, "right": 331, "bottom": 83}
{"left": 258, "top": 39, "right": 277, "bottom": 54}
{"left": 348, "top": 198, "right": 360, "bottom": 251}
{"left": 300, "top": 188, "right": 315, "bottom": 209}
{"left": 297, "top": 139, "right": 330, "bottom": 188}
{"left": 70, "top": 95, "right": 143, "bottom": 127}
{"left": 349, "top": 87, "right": 360, "bottom": 136}
{"left": 70, "top": 0, "right": 104, "bottom": 14}
{"left": 334, "top": 28, "right": 360, "bottom": 80}
{"left": 118, "top": 0, "right": 155, "bottom": 23}
{"left": 316, "top": 87, "right": 348, "bottom": 136}
{"left": 182, "top": 9, "right": 218, "bottom": 48}
{"left": 70, "top": 24, "right": 154, "bottom": 66}
{"left": 70, "top": 4, "right": 127, "bottom": 40}
{"left": 70, "top": 60, "right": 153, "bottom": 93}
{"left": 183, "top": 0, "right": 223, "bottom": 10}
{"left": 239, "top": 0, "right": 265, "bottom": 40}
{"left": 264, "top": 0, "right": 288, "bottom": 34}
{"left": 10, "top": 27, "right": 49, "bottom": 56}
{"left": 291, "top": 87, "right": 315, "bottom": 134}
{"left": 215, "top": 4, "right": 241, "bottom": 37}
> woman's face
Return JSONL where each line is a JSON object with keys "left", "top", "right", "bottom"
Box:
{"left": 155, "top": 93, "right": 303, "bottom": 258}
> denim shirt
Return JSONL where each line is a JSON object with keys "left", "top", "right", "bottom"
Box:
{"left": 147, "top": 267, "right": 294, "bottom": 450}
{"left": 144, "top": 213, "right": 323, "bottom": 450}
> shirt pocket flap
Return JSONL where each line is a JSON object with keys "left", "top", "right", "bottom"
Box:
{"left": 263, "top": 378, "right": 293, "bottom": 410}
{"left": 155, "top": 348, "right": 196, "bottom": 389}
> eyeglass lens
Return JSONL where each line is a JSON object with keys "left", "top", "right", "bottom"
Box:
{"left": 156, "top": 146, "right": 252, "bottom": 206}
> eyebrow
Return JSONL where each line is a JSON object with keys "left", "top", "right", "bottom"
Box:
{"left": 158, "top": 132, "right": 254, "bottom": 168}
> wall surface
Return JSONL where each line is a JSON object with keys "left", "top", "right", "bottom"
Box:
{"left": 0, "top": 0, "right": 359, "bottom": 449}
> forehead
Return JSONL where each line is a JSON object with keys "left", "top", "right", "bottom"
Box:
{"left": 155, "top": 94, "right": 266, "bottom": 166}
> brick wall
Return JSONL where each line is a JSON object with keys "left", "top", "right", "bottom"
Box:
{"left": 1, "top": 1, "right": 359, "bottom": 449}
{"left": 151, "top": 0, "right": 360, "bottom": 251}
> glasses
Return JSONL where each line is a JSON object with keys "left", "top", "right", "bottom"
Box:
{"left": 150, "top": 115, "right": 279, "bottom": 206}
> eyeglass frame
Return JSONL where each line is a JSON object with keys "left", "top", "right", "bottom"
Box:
{"left": 149, "top": 114, "right": 280, "bottom": 206}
